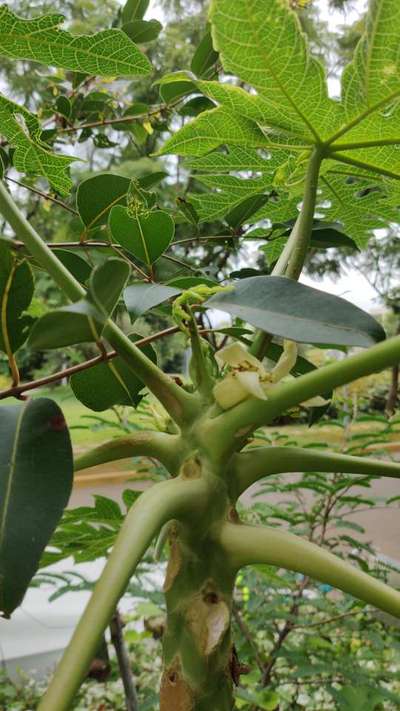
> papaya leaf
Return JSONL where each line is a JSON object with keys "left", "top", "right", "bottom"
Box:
{"left": 208, "top": 0, "right": 340, "bottom": 139}
{"left": 0, "top": 5, "right": 151, "bottom": 77}
{"left": 158, "top": 106, "right": 272, "bottom": 157}
{"left": 0, "top": 398, "right": 73, "bottom": 617}
{"left": 0, "top": 95, "right": 77, "bottom": 194}
{"left": 161, "top": 0, "right": 400, "bottom": 248}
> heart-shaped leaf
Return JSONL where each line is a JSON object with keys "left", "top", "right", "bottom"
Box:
{"left": 0, "top": 398, "right": 73, "bottom": 617}
{"left": 109, "top": 207, "right": 174, "bottom": 264}
{"left": 206, "top": 276, "right": 386, "bottom": 347}
{"left": 77, "top": 172, "right": 166, "bottom": 230}
{"left": 71, "top": 337, "right": 157, "bottom": 411}
{"left": 124, "top": 282, "right": 181, "bottom": 321}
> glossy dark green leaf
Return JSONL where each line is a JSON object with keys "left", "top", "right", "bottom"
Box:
{"left": 124, "top": 282, "right": 180, "bottom": 321}
{"left": 52, "top": 250, "right": 91, "bottom": 284}
{"left": 121, "top": 0, "right": 149, "bottom": 23}
{"left": 71, "top": 337, "right": 156, "bottom": 411}
{"left": 158, "top": 72, "right": 197, "bottom": 103}
{"left": 138, "top": 171, "right": 168, "bottom": 190}
{"left": 0, "top": 398, "right": 73, "bottom": 617}
{"left": 176, "top": 196, "right": 200, "bottom": 226}
{"left": 280, "top": 220, "right": 357, "bottom": 249}
{"left": 55, "top": 95, "right": 71, "bottom": 118}
{"left": 0, "top": 245, "right": 34, "bottom": 354}
{"left": 89, "top": 258, "right": 130, "bottom": 317}
{"left": 0, "top": 151, "right": 5, "bottom": 178}
{"left": 310, "top": 223, "right": 358, "bottom": 249}
{"left": 265, "top": 221, "right": 358, "bottom": 265}
{"left": 123, "top": 19, "right": 162, "bottom": 43}
{"left": 225, "top": 193, "right": 269, "bottom": 229}
{"left": 191, "top": 30, "right": 219, "bottom": 79}
{"left": 179, "top": 96, "right": 215, "bottom": 117}
{"left": 206, "top": 276, "right": 386, "bottom": 347}
{"left": 29, "top": 300, "right": 105, "bottom": 349}
{"left": 109, "top": 207, "right": 174, "bottom": 264}
{"left": 29, "top": 259, "right": 129, "bottom": 349}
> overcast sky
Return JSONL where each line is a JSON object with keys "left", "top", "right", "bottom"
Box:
{"left": 147, "top": 0, "right": 379, "bottom": 310}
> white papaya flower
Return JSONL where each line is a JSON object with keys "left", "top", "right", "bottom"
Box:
{"left": 213, "top": 340, "right": 329, "bottom": 411}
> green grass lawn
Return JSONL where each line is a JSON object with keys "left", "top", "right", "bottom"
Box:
{"left": 2, "top": 386, "right": 142, "bottom": 449}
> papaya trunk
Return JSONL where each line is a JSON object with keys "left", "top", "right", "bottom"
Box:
{"left": 160, "top": 461, "right": 238, "bottom": 711}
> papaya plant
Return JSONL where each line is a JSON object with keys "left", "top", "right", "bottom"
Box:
{"left": 2, "top": 1, "right": 400, "bottom": 710}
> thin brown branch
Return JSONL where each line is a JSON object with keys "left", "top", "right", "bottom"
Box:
{"left": 162, "top": 252, "right": 199, "bottom": 273}
{"left": 292, "top": 609, "right": 360, "bottom": 630}
{"left": 172, "top": 234, "right": 235, "bottom": 247}
{"left": 11, "top": 240, "right": 123, "bottom": 251}
{"left": 261, "top": 576, "right": 309, "bottom": 687}
{"left": 0, "top": 326, "right": 180, "bottom": 401}
{"left": 110, "top": 609, "right": 139, "bottom": 711}
{"left": 232, "top": 603, "right": 265, "bottom": 674}
{"left": 5, "top": 177, "right": 79, "bottom": 216}
{"left": 56, "top": 99, "right": 182, "bottom": 135}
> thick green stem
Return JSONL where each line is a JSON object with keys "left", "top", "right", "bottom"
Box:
{"left": 0, "top": 180, "right": 196, "bottom": 425}
{"left": 38, "top": 477, "right": 208, "bottom": 711}
{"left": 74, "top": 431, "right": 182, "bottom": 474}
{"left": 231, "top": 446, "right": 400, "bottom": 498}
{"left": 220, "top": 523, "right": 400, "bottom": 619}
{"left": 273, "top": 149, "right": 322, "bottom": 281}
{"left": 206, "top": 334, "right": 400, "bottom": 460}
{"left": 250, "top": 147, "right": 322, "bottom": 359}
{"left": 160, "top": 460, "right": 237, "bottom": 711}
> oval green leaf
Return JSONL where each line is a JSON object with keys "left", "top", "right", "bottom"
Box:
{"left": 0, "top": 245, "right": 34, "bottom": 354}
{"left": 206, "top": 276, "right": 386, "bottom": 347}
{"left": 124, "top": 282, "right": 181, "bottom": 321}
{"left": 122, "top": 19, "right": 162, "bottom": 43}
{"left": 71, "top": 337, "right": 157, "bottom": 411}
{"left": 0, "top": 398, "right": 73, "bottom": 617}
